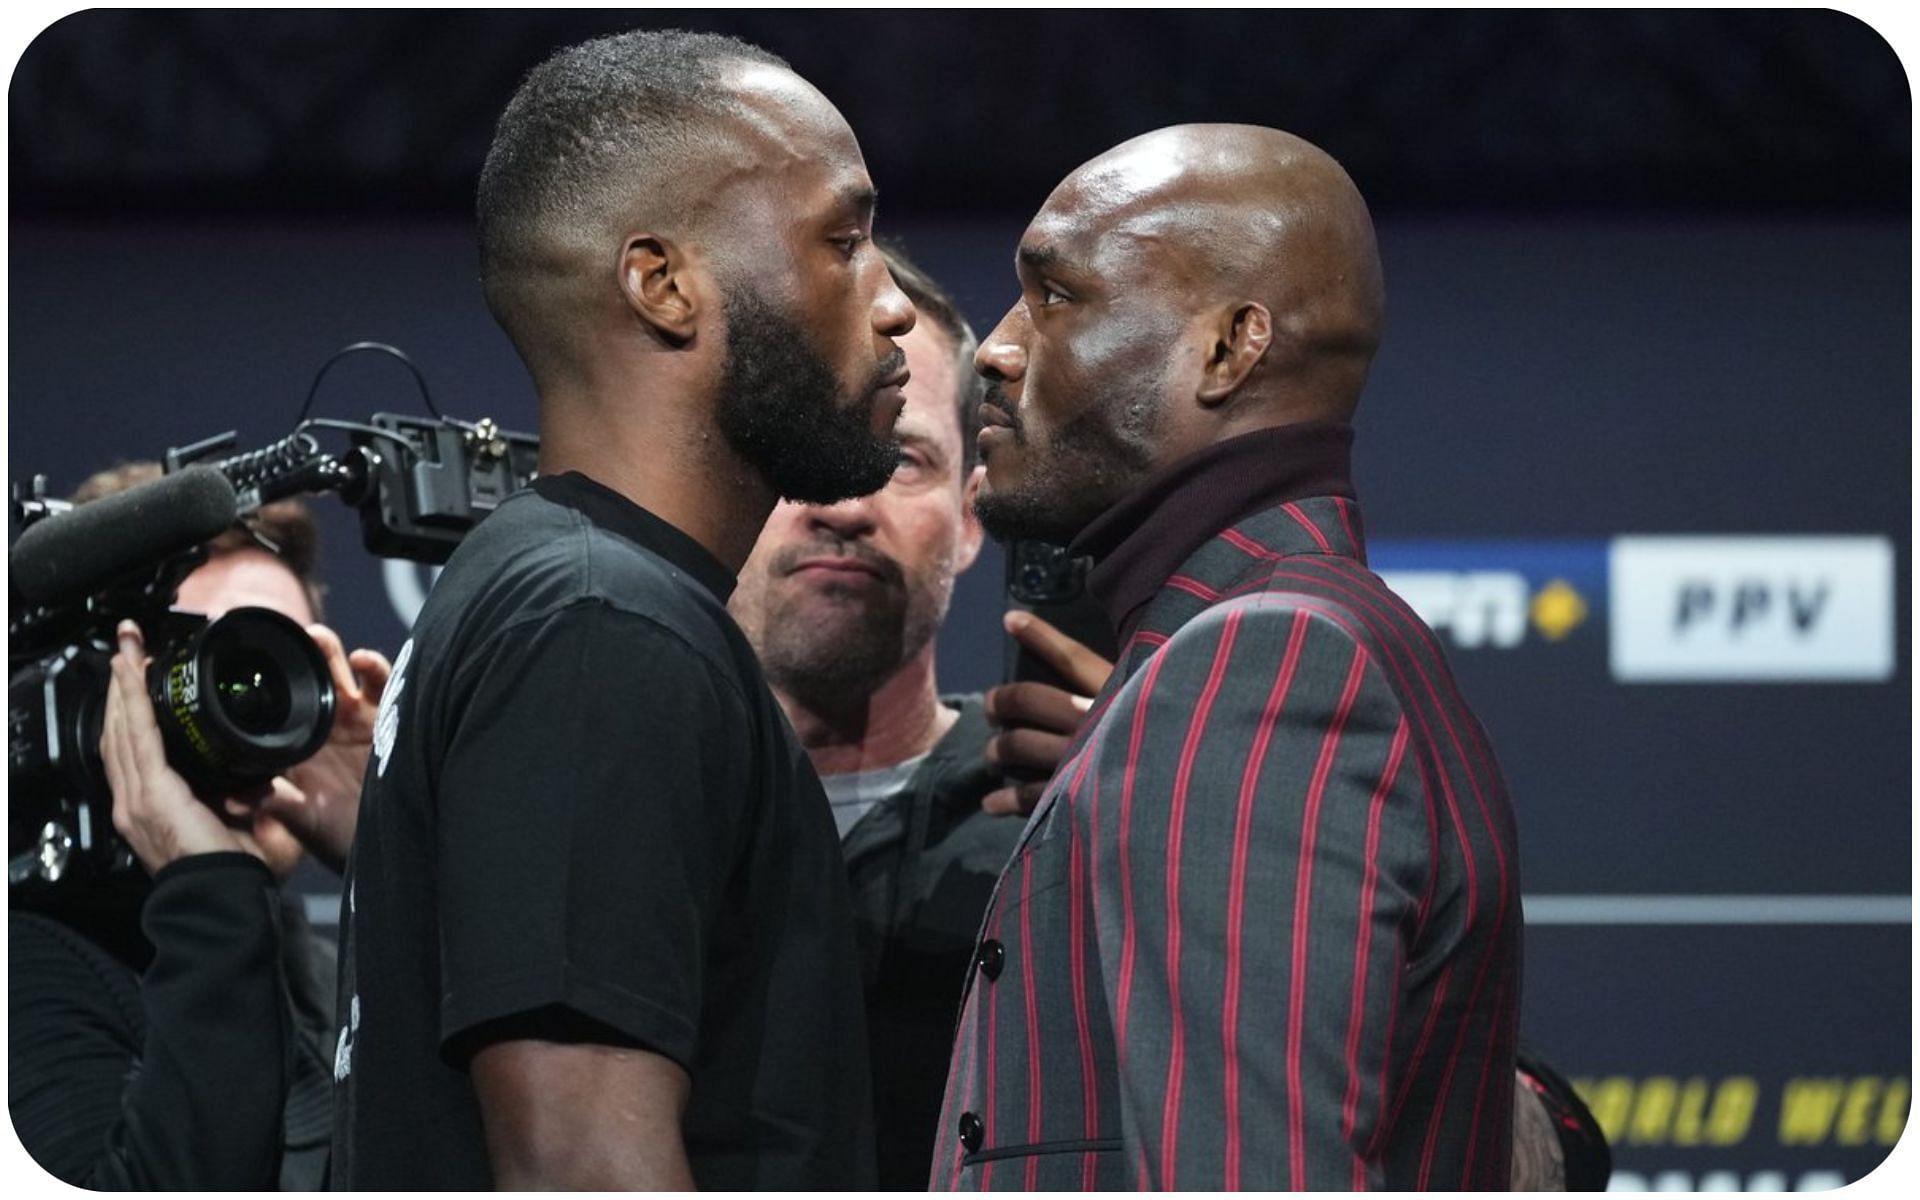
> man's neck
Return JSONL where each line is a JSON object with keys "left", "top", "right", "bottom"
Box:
{"left": 539, "top": 395, "right": 776, "bottom": 574}
{"left": 779, "top": 643, "right": 958, "bottom": 777}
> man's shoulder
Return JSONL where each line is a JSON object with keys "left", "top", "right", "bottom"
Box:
{"left": 424, "top": 488, "right": 741, "bottom": 667}
{"left": 1171, "top": 548, "right": 1440, "bottom": 673}
{"left": 1159, "top": 581, "right": 1373, "bottom": 660}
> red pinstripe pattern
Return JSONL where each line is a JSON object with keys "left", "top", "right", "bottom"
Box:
{"left": 1342, "top": 720, "right": 1411, "bottom": 1163}
{"left": 1121, "top": 628, "right": 1170, "bottom": 656}
{"left": 1166, "top": 574, "right": 1222, "bottom": 602}
{"left": 1062, "top": 630, "right": 1163, "bottom": 766}
{"left": 1304, "top": 556, "right": 1508, "bottom": 789}
{"left": 1158, "top": 612, "right": 1243, "bottom": 1188}
{"left": 1221, "top": 556, "right": 1451, "bottom": 938}
{"left": 947, "top": 991, "right": 982, "bottom": 1188}
{"left": 1223, "top": 610, "right": 1313, "bottom": 1189}
{"left": 1283, "top": 558, "right": 1517, "bottom": 1175}
{"left": 1218, "top": 556, "right": 1517, "bottom": 1119}
{"left": 1069, "top": 830, "right": 1099, "bottom": 1190}
{"left": 1364, "top": 943, "right": 1407, "bottom": 1162}
{"left": 939, "top": 502, "right": 1516, "bottom": 1191}
{"left": 1219, "top": 526, "right": 1268, "bottom": 558}
{"left": 982, "top": 898, "right": 1006, "bottom": 1190}
{"left": 1458, "top": 968, "right": 1514, "bottom": 1186}
{"left": 1285, "top": 643, "right": 1369, "bottom": 1187}
{"left": 1389, "top": 964, "right": 1452, "bottom": 1163}
{"left": 1113, "top": 652, "right": 1171, "bottom": 1081}
{"left": 1332, "top": 496, "right": 1365, "bottom": 560}
{"left": 1083, "top": 765, "right": 1106, "bottom": 1190}
{"left": 1021, "top": 851, "right": 1043, "bottom": 1191}
{"left": 1341, "top": 718, "right": 1410, "bottom": 1131}
{"left": 1213, "top": 535, "right": 1512, "bottom": 1187}
{"left": 1280, "top": 501, "right": 1334, "bottom": 552}
{"left": 935, "top": 1026, "right": 964, "bottom": 1184}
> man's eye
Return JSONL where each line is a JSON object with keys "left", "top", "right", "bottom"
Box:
{"left": 893, "top": 451, "right": 924, "bottom": 477}
{"left": 1039, "top": 285, "right": 1069, "bottom": 307}
{"left": 835, "top": 233, "right": 867, "bottom": 258}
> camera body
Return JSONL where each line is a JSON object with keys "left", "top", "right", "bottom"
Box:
{"left": 8, "top": 550, "right": 337, "bottom": 889}
{"left": 9, "top": 399, "right": 532, "bottom": 891}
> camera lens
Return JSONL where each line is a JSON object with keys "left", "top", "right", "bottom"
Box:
{"left": 148, "top": 607, "right": 335, "bottom": 795}
{"left": 210, "top": 649, "right": 292, "bottom": 735}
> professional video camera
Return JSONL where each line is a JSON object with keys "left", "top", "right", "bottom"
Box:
{"left": 9, "top": 344, "right": 538, "bottom": 891}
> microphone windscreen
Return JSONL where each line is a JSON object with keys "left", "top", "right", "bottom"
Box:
{"left": 11, "top": 466, "right": 239, "bottom": 610}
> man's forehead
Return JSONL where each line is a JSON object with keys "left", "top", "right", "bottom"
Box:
{"left": 720, "top": 60, "right": 863, "bottom": 168}
{"left": 1023, "top": 142, "right": 1243, "bottom": 277}
{"left": 1020, "top": 198, "right": 1173, "bottom": 277}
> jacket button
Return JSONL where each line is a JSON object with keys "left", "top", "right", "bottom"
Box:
{"left": 959, "top": 1111, "right": 984, "bottom": 1153}
{"left": 976, "top": 939, "right": 1005, "bottom": 981}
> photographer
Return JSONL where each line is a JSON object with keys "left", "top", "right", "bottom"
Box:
{"left": 8, "top": 464, "right": 389, "bottom": 1189}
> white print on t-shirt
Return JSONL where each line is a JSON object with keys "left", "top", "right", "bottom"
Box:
{"left": 335, "top": 882, "right": 358, "bottom": 1082}
{"left": 373, "top": 638, "right": 414, "bottom": 778}
{"left": 333, "top": 993, "right": 360, "bottom": 1083}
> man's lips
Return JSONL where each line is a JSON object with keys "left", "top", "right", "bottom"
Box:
{"left": 979, "top": 402, "right": 1013, "bottom": 427}
{"left": 790, "top": 556, "right": 887, "bottom": 580}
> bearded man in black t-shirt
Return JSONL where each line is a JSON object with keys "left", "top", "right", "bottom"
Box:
{"left": 323, "top": 29, "right": 915, "bottom": 1189}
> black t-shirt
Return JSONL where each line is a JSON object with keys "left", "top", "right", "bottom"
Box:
{"left": 330, "top": 472, "right": 875, "bottom": 1189}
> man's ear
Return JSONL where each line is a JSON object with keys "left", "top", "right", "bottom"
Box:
{"left": 618, "top": 234, "right": 702, "bottom": 345}
{"left": 1195, "top": 301, "right": 1273, "bottom": 407}
{"left": 954, "top": 463, "right": 987, "bottom": 574}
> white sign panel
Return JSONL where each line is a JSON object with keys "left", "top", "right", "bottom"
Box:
{"left": 1609, "top": 536, "right": 1895, "bottom": 682}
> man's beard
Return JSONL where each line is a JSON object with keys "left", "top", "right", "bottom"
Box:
{"left": 717, "top": 287, "right": 902, "bottom": 505}
{"left": 974, "top": 380, "right": 1160, "bottom": 545}
{"left": 739, "top": 538, "right": 951, "bottom": 715}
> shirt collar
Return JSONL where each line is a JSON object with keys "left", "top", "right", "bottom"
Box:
{"left": 530, "top": 471, "right": 737, "bottom": 603}
{"left": 1070, "top": 421, "right": 1357, "bottom": 638}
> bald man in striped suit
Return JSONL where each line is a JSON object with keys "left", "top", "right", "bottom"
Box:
{"left": 933, "top": 125, "right": 1521, "bottom": 1189}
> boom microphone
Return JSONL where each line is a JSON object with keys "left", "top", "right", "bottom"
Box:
{"left": 10, "top": 466, "right": 239, "bottom": 610}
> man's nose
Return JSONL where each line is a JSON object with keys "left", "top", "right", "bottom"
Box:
{"left": 975, "top": 313, "right": 1026, "bottom": 382}
{"left": 872, "top": 261, "right": 917, "bottom": 338}
{"left": 808, "top": 492, "right": 879, "bottom": 536}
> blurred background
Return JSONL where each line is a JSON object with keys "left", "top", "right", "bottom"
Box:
{"left": 9, "top": 10, "right": 1910, "bottom": 1188}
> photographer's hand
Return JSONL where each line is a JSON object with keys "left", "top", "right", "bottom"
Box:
{"left": 261, "top": 624, "right": 391, "bottom": 873}
{"left": 981, "top": 611, "right": 1115, "bottom": 816}
{"left": 100, "top": 621, "right": 265, "bottom": 873}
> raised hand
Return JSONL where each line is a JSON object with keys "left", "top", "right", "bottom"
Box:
{"left": 258, "top": 624, "right": 392, "bottom": 874}
{"left": 100, "top": 621, "right": 266, "bottom": 873}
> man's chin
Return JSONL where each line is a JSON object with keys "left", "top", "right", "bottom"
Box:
{"left": 976, "top": 481, "right": 1090, "bottom": 547}
{"left": 772, "top": 588, "right": 896, "bottom": 635}
{"left": 770, "top": 443, "right": 896, "bottom": 505}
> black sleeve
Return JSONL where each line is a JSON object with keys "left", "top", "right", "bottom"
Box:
{"left": 8, "top": 853, "right": 292, "bottom": 1190}
{"left": 434, "top": 601, "right": 754, "bottom": 1072}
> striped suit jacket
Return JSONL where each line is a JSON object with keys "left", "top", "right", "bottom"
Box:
{"left": 931, "top": 494, "right": 1522, "bottom": 1190}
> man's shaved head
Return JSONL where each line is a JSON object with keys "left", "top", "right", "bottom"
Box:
{"left": 1036, "top": 123, "right": 1385, "bottom": 422}
{"left": 973, "top": 123, "right": 1386, "bottom": 544}
{"left": 476, "top": 29, "right": 792, "bottom": 384}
